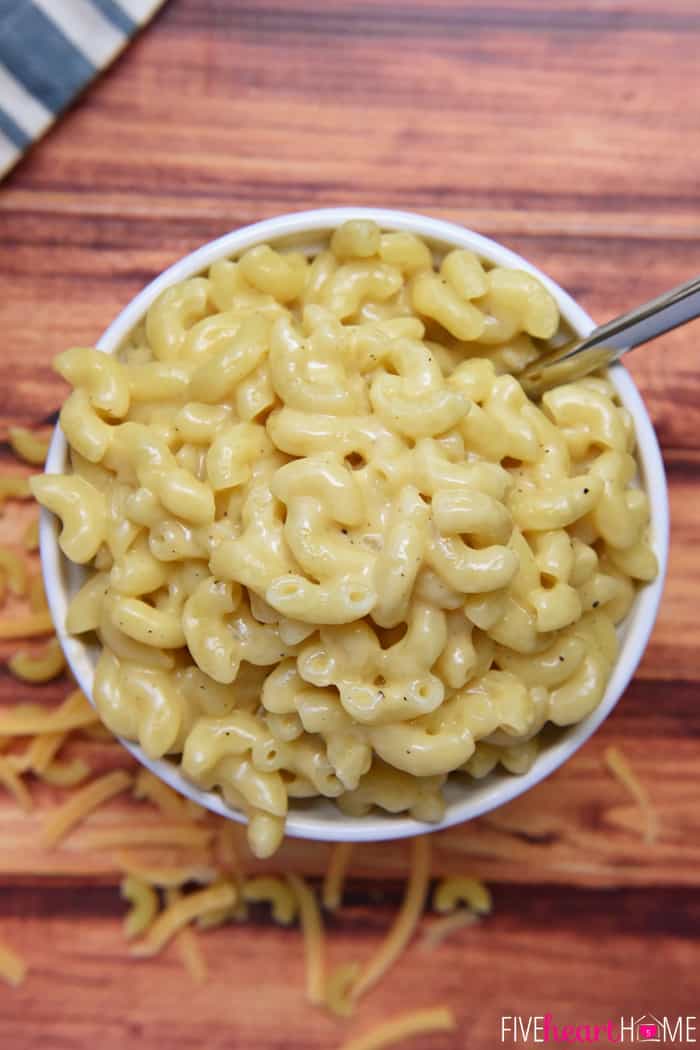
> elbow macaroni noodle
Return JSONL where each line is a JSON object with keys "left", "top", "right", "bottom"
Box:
{"left": 33, "top": 220, "right": 658, "bottom": 857}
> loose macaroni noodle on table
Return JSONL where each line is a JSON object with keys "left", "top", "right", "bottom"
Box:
{"left": 32, "top": 220, "right": 657, "bottom": 857}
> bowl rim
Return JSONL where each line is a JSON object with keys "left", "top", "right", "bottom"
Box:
{"left": 40, "top": 206, "right": 670, "bottom": 844}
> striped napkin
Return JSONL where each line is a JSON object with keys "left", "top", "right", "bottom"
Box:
{"left": 0, "top": 0, "right": 167, "bottom": 179}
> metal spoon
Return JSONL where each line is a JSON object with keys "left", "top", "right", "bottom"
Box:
{"left": 519, "top": 274, "right": 700, "bottom": 398}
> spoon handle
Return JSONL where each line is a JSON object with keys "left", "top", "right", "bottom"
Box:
{"left": 519, "top": 273, "right": 700, "bottom": 397}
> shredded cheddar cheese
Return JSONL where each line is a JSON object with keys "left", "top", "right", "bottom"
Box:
{"left": 338, "top": 1006, "right": 456, "bottom": 1050}
{"left": 604, "top": 746, "right": 658, "bottom": 845}
{"left": 42, "top": 769, "right": 133, "bottom": 847}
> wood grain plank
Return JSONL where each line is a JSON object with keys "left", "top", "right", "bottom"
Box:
{"left": 4, "top": 1, "right": 700, "bottom": 240}
{"left": 1, "top": 885, "right": 698, "bottom": 1050}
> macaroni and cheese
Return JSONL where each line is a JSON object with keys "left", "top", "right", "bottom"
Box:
{"left": 32, "top": 220, "right": 658, "bottom": 857}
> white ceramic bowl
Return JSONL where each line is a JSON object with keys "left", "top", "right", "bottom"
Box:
{"left": 40, "top": 207, "right": 669, "bottom": 845}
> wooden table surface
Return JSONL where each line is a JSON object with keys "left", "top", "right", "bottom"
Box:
{"left": 1, "top": 2, "right": 699, "bottom": 1048}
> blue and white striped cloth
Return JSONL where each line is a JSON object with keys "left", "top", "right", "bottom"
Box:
{"left": 0, "top": 0, "right": 167, "bottom": 178}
